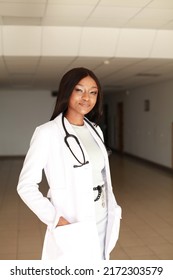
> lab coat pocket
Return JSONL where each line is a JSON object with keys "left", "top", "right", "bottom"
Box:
{"left": 52, "top": 221, "right": 101, "bottom": 261}
{"left": 114, "top": 205, "right": 122, "bottom": 240}
{"left": 108, "top": 205, "right": 122, "bottom": 254}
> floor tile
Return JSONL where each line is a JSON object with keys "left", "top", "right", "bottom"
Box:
{"left": 0, "top": 155, "right": 173, "bottom": 260}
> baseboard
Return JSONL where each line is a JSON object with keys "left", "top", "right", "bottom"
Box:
{"left": 112, "top": 149, "right": 173, "bottom": 175}
{"left": 0, "top": 155, "right": 25, "bottom": 160}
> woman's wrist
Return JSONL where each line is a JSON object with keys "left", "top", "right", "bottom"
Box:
{"left": 57, "top": 216, "right": 70, "bottom": 227}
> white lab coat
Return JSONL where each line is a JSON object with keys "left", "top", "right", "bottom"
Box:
{"left": 17, "top": 113, "right": 121, "bottom": 261}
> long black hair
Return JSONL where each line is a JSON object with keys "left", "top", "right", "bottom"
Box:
{"left": 50, "top": 67, "right": 103, "bottom": 123}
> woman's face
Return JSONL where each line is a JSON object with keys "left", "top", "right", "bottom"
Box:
{"left": 66, "top": 76, "right": 98, "bottom": 123}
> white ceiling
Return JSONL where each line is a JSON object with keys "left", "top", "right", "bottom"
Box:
{"left": 0, "top": 0, "right": 173, "bottom": 92}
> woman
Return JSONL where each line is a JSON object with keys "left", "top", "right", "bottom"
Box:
{"left": 17, "top": 67, "right": 121, "bottom": 261}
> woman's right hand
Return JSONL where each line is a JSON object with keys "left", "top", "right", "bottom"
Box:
{"left": 56, "top": 216, "right": 70, "bottom": 227}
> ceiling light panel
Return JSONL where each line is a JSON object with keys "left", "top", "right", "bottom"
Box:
{"left": 3, "top": 26, "right": 42, "bottom": 56}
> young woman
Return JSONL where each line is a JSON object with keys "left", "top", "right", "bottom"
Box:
{"left": 17, "top": 67, "right": 121, "bottom": 260}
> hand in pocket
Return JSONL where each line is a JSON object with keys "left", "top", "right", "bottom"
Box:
{"left": 56, "top": 216, "right": 70, "bottom": 227}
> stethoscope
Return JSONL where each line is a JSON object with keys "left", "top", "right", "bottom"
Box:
{"left": 62, "top": 113, "right": 110, "bottom": 203}
{"left": 62, "top": 114, "right": 89, "bottom": 168}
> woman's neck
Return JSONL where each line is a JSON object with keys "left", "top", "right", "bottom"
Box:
{"left": 65, "top": 112, "right": 84, "bottom": 126}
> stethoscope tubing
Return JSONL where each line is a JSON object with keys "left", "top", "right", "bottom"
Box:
{"left": 62, "top": 114, "right": 89, "bottom": 168}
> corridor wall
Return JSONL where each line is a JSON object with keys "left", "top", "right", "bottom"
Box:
{"left": 104, "top": 79, "right": 173, "bottom": 168}
{"left": 0, "top": 89, "right": 54, "bottom": 155}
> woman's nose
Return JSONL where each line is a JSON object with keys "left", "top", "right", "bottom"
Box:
{"left": 82, "top": 91, "right": 89, "bottom": 100}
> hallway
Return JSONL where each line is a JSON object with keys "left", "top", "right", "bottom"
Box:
{"left": 0, "top": 153, "right": 173, "bottom": 260}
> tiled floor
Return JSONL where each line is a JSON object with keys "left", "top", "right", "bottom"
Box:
{"left": 0, "top": 153, "right": 173, "bottom": 260}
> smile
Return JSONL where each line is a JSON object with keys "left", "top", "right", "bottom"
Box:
{"left": 79, "top": 103, "right": 90, "bottom": 108}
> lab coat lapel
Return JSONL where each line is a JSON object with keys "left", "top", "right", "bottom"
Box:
{"left": 84, "top": 119, "right": 108, "bottom": 159}
{"left": 54, "top": 114, "right": 107, "bottom": 163}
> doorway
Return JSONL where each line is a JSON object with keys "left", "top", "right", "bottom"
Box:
{"left": 117, "top": 102, "right": 124, "bottom": 153}
{"left": 172, "top": 123, "right": 173, "bottom": 168}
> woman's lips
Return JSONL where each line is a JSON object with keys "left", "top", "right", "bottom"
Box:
{"left": 79, "top": 102, "right": 90, "bottom": 108}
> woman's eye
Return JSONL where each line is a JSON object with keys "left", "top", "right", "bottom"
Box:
{"left": 90, "top": 91, "right": 98, "bottom": 95}
{"left": 75, "top": 88, "right": 83, "bottom": 93}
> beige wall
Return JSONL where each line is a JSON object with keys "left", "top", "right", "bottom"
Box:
{"left": 104, "top": 79, "right": 173, "bottom": 168}
{"left": 0, "top": 89, "right": 55, "bottom": 155}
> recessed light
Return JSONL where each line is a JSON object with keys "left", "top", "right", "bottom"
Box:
{"left": 104, "top": 60, "right": 110, "bottom": 65}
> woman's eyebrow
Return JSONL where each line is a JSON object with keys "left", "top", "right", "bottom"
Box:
{"left": 76, "top": 83, "right": 98, "bottom": 89}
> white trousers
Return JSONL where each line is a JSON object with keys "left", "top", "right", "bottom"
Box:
{"left": 94, "top": 186, "right": 108, "bottom": 260}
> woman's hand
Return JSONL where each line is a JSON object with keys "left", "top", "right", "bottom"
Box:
{"left": 56, "top": 216, "right": 70, "bottom": 227}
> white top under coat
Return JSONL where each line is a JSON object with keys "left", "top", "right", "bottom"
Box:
{"left": 72, "top": 123, "right": 108, "bottom": 220}
{"left": 72, "top": 123, "right": 105, "bottom": 188}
